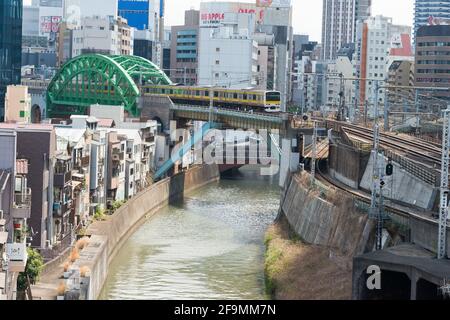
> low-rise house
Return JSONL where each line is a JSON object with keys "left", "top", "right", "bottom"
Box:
{"left": 0, "top": 130, "right": 31, "bottom": 299}
{"left": 0, "top": 124, "right": 56, "bottom": 250}
{"left": 52, "top": 155, "right": 73, "bottom": 245}
{"left": 107, "top": 131, "right": 126, "bottom": 203}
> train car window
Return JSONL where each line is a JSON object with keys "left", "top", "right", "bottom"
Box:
{"left": 266, "top": 92, "right": 281, "bottom": 102}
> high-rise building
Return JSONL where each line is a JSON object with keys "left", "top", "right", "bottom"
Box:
{"left": 321, "top": 0, "right": 372, "bottom": 61}
{"left": 415, "top": 25, "right": 450, "bottom": 100}
{"left": 0, "top": 0, "right": 22, "bottom": 120}
{"left": 118, "top": 0, "right": 165, "bottom": 40}
{"left": 414, "top": 0, "right": 450, "bottom": 43}
{"left": 170, "top": 10, "right": 200, "bottom": 85}
{"left": 354, "top": 15, "right": 412, "bottom": 113}
{"left": 118, "top": 0, "right": 151, "bottom": 30}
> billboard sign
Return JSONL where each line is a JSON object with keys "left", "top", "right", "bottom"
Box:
{"left": 200, "top": 2, "right": 265, "bottom": 27}
{"left": 40, "top": 16, "right": 62, "bottom": 34}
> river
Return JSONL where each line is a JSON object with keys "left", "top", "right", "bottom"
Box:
{"left": 99, "top": 167, "right": 280, "bottom": 300}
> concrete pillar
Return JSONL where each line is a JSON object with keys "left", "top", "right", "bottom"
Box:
{"left": 352, "top": 259, "right": 368, "bottom": 300}
{"left": 410, "top": 269, "right": 419, "bottom": 300}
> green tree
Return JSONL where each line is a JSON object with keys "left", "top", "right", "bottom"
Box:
{"left": 17, "top": 248, "right": 44, "bottom": 292}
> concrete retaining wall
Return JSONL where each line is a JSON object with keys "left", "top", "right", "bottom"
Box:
{"left": 329, "top": 143, "right": 370, "bottom": 189}
{"left": 410, "top": 215, "right": 450, "bottom": 257}
{"left": 82, "top": 165, "right": 220, "bottom": 299}
{"left": 360, "top": 153, "right": 437, "bottom": 210}
{"left": 281, "top": 174, "right": 373, "bottom": 256}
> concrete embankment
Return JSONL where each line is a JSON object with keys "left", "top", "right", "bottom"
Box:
{"left": 265, "top": 172, "right": 374, "bottom": 300}
{"left": 35, "top": 165, "right": 220, "bottom": 300}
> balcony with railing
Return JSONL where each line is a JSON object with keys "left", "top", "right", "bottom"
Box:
{"left": 75, "top": 155, "right": 90, "bottom": 168}
{"left": 53, "top": 199, "right": 73, "bottom": 218}
{"left": 12, "top": 189, "right": 32, "bottom": 219}
{"left": 112, "top": 148, "right": 124, "bottom": 162}
{"left": 55, "top": 157, "right": 73, "bottom": 187}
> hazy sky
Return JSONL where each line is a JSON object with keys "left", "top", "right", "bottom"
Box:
{"left": 24, "top": 0, "right": 415, "bottom": 41}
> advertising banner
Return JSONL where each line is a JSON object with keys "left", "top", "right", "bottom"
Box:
{"left": 200, "top": 2, "right": 266, "bottom": 27}
{"left": 40, "top": 16, "right": 62, "bottom": 34}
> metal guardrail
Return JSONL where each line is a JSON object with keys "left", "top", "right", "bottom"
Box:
{"left": 384, "top": 149, "right": 439, "bottom": 187}
{"left": 170, "top": 104, "right": 283, "bottom": 124}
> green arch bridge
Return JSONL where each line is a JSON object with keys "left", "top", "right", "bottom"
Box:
{"left": 46, "top": 54, "right": 172, "bottom": 118}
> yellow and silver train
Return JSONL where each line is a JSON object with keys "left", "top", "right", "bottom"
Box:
{"left": 142, "top": 85, "right": 281, "bottom": 113}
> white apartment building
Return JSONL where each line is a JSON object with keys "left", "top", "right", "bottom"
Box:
{"left": 354, "top": 15, "right": 412, "bottom": 109}
{"left": 72, "top": 16, "right": 134, "bottom": 57}
{"left": 197, "top": 1, "right": 293, "bottom": 108}
{"left": 325, "top": 56, "right": 354, "bottom": 110}
{"left": 198, "top": 12, "right": 258, "bottom": 89}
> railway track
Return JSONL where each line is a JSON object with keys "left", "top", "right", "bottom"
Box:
{"left": 343, "top": 127, "right": 441, "bottom": 165}
{"left": 313, "top": 148, "right": 438, "bottom": 225}
{"left": 322, "top": 119, "right": 443, "bottom": 167}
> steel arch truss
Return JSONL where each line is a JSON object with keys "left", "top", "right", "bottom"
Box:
{"left": 47, "top": 54, "right": 172, "bottom": 117}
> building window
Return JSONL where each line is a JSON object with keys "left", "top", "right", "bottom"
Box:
{"left": 215, "top": 60, "right": 220, "bottom": 65}
{"left": 216, "top": 47, "right": 220, "bottom": 52}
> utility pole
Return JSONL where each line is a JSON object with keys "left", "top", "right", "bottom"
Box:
{"left": 364, "top": 100, "right": 368, "bottom": 127}
{"left": 311, "top": 121, "right": 318, "bottom": 186}
{"left": 338, "top": 73, "right": 346, "bottom": 121}
{"left": 374, "top": 81, "right": 380, "bottom": 121}
{"left": 384, "top": 87, "right": 389, "bottom": 132}
{"left": 370, "top": 123, "right": 385, "bottom": 250}
{"left": 209, "top": 71, "right": 214, "bottom": 124}
{"left": 438, "top": 106, "right": 450, "bottom": 259}
{"left": 415, "top": 89, "right": 420, "bottom": 134}
{"left": 370, "top": 80, "right": 385, "bottom": 250}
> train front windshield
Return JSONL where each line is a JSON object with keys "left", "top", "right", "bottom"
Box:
{"left": 266, "top": 92, "right": 281, "bottom": 102}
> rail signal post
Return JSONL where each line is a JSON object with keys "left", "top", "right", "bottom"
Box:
{"left": 311, "top": 121, "right": 318, "bottom": 186}
{"left": 370, "top": 81, "right": 385, "bottom": 250}
{"left": 438, "top": 106, "right": 450, "bottom": 259}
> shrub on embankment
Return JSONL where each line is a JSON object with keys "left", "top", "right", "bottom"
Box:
{"left": 264, "top": 217, "right": 352, "bottom": 300}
